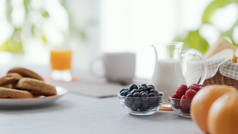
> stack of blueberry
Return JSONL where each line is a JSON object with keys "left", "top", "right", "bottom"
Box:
{"left": 119, "top": 84, "right": 163, "bottom": 112}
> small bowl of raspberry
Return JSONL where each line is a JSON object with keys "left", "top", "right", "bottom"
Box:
{"left": 168, "top": 84, "right": 204, "bottom": 118}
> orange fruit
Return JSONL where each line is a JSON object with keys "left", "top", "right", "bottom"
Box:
{"left": 208, "top": 92, "right": 238, "bottom": 134}
{"left": 191, "top": 85, "right": 236, "bottom": 133}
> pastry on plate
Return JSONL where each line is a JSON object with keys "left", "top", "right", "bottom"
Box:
{"left": 0, "top": 73, "right": 23, "bottom": 88}
{"left": 0, "top": 87, "right": 33, "bottom": 98}
{"left": 0, "top": 75, "right": 20, "bottom": 86}
{"left": 7, "top": 67, "right": 44, "bottom": 81}
{"left": 16, "top": 78, "right": 57, "bottom": 96}
{"left": 6, "top": 73, "right": 23, "bottom": 80}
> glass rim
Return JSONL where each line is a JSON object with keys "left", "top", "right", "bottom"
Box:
{"left": 168, "top": 96, "right": 181, "bottom": 101}
{"left": 152, "top": 42, "right": 184, "bottom": 47}
{"left": 118, "top": 93, "right": 163, "bottom": 98}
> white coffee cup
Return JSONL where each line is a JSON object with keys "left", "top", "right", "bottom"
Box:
{"left": 90, "top": 52, "right": 136, "bottom": 84}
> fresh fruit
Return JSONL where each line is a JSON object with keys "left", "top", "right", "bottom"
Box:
{"left": 120, "top": 83, "right": 163, "bottom": 112}
{"left": 129, "top": 84, "right": 138, "bottom": 91}
{"left": 180, "top": 95, "right": 189, "bottom": 113}
{"left": 185, "top": 89, "right": 197, "bottom": 99}
{"left": 191, "top": 85, "right": 236, "bottom": 133}
{"left": 171, "top": 84, "right": 203, "bottom": 113}
{"left": 120, "top": 88, "right": 129, "bottom": 96}
{"left": 208, "top": 92, "right": 238, "bottom": 134}
{"left": 188, "top": 84, "right": 204, "bottom": 92}
{"left": 172, "top": 84, "right": 187, "bottom": 99}
{"left": 147, "top": 84, "right": 155, "bottom": 90}
{"left": 180, "top": 89, "right": 197, "bottom": 113}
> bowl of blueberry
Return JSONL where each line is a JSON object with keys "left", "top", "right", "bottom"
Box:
{"left": 168, "top": 84, "right": 204, "bottom": 118}
{"left": 118, "top": 83, "right": 163, "bottom": 116}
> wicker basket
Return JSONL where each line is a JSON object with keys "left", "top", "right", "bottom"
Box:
{"left": 204, "top": 71, "right": 238, "bottom": 89}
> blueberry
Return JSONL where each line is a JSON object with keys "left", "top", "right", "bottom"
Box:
{"left": 133, "top": 92, "right": 141, "bottom": 97}
{"left": 120, "top": 90, "right": 128, "bottom": 96}
{"left": 142, "top": 101, "right": 149, "bottom": 111}
{"left": 135, "top": 88, "right": 142, "bottom": 92}
{"left": 140, "top": 91, "right": 148, "bottom": 100}
{"left": 151, "top": 101, "right": 159, "bottom": 107}
{"left": 134, "top": 98, "right": 142, "bottom": 108}
{"left": 125, "top": 97, "right": 133, "bottom": 107}
{"left": 157, "top": 92, "right": 163, "bottom": 96}
{"left": 125, "top": 93, "right": 134, "bottom": 107}
{"left": 144, "top": 90, "right": 149, "bottom": 94}
{"left": 148, "top": 99, "right": 157, "bottom": 108}
{"left": 137, "top": 87, "right": 144, "bottom": 92}
{"left": 151, "top": 90, "right": 159, "bottom": 96}
{"left": 156, "top": 97, "right": 162, "bottom": 103}
{"left": 130, "top": 104, "right": 137, "bottom": 111}
{"left": 140, "top": 91, "right": 147, "bottom": 96}
{"left": 120, "top": 88, "right": 128, "bottom": 93}
{"left": 125, "top": 83, "right": 161, "bottom": 112}
{"left": 120, "top": 88, "right": 129, "bottom": 96}
{"left": 147, "top": 84, "right": 155, "bottom": 90}
{"left": 126, "top": 93, "right": 133, "bottom": 97}
{"left": 129, "top": 84, "right": 138, "bottom": 91}
{"left": 130, "top": 89, "right": 138, "bottom": 95}
{"left": 148, "top": 93, "right": 155, "bottom": 97}
{"left": 139, "top": 84, "right": 147, "bottom": 89}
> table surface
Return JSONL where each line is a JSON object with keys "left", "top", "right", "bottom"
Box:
{"left": 0, "top": 66, "right": 202, "bottom": 134}
{"left": 0, "top": 94, "right": 202, "bottom": 134}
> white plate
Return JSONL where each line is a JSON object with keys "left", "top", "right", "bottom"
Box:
{"left": 0, "top": 86, "right": 68, "bottom": 107}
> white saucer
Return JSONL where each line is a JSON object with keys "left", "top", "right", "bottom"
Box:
{"left": 0, "top": 86, "right": 68, "bottom": 106}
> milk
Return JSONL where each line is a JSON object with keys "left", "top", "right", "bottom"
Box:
{"left": 152, "top": 59, "right": 186, "bottom": 98}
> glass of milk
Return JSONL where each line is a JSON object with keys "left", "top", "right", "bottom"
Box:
{"left": 151, "top": 42, "right": 206, "bottom": 99}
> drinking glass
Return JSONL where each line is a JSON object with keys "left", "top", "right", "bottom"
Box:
{"left": 50, "top": 49, "right": 72, "bottom": 81}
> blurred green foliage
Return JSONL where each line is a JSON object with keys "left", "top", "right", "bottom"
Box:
{"left": 2, "top": 0, "right": 87, "bottom": 54}
{"left": 175, "top": 30, "right": 210, "bottom": 54}
{"left": 0, "top": 28, "right": 24, "bottom": 54}
{"left": 60, "top": 0, "right": 88, "bottom": 41}
{"left": 175, "top": 0, "right": 238, "bottom": 54}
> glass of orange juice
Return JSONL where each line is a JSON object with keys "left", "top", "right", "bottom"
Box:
{"left": 50, "top": 49, "right": 72, "bottom": 81}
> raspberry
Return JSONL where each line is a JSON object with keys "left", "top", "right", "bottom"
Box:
{"left": 185, "top": 89, "right": 197, "bottom": 99}
{"left": 173, "top": 84, "right": 187, "bottom": 99}
{"left": 180, "top": 95, "right": 192, "bottom": 113}
{"left": 171, "top": 93, "right": 180, "bottom": 99}
{"left": 180, "top": 89, "right": 197, "bottom": 113}
{"left": 189, "top": 84, "right": 204, "bottom": 91}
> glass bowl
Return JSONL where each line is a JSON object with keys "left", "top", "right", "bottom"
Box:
{"left": 168, "top": 97, "right": 191, "bottom": 118}
{"left": 118, "top": 94, "right": 163, "bottom": 116}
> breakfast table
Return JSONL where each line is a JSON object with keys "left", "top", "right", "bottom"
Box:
{"left": 0, "top": 65, "right": 202, "bottom": 134}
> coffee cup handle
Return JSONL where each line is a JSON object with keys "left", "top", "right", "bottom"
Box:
{"left": 89, "top": 56, "right": 104, "bottom": 78}
{"left": 182, "top": 49, "right": 207, "bottom": 85}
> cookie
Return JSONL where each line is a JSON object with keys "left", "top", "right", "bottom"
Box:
{"left": 2, "top": 84, "right": 13, "bottom": 88}
{"left": 6, "top": 73, "right": 23, "bottom": 80}
{"left": 0, "top": 76, "right": 19, "bottom": 86}
{"left": 7, "top": 67, "right": 44, "bottom": 81}
{"left": 16, "top": 78, "right": 57, "bottom": 96}
{"left": 0, "top": 73, "right": 23, "bottom": 88}
{"left": 0, "top": 87, "right": 33, "bottom": 98}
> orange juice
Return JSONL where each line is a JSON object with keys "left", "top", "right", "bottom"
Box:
{"left": 50, "top": 50, "right": 72, "bottom": 70}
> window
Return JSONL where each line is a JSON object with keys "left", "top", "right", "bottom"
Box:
{"left": 100, "top": 0, "right": 212, "bottom": 78}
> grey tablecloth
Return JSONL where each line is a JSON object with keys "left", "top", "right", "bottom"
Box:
{"left": 0, "top": 65, "right": 202, "bottom": 134}
{"left": 0, "top": 93, "right": 202, "bottom": 134}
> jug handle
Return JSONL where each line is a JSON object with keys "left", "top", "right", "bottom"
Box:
{"left": 151, "top": 45, "right": 159, "bottom": 67}
{"left": 182, "top": 49, "right": 207, "bottom": 85}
